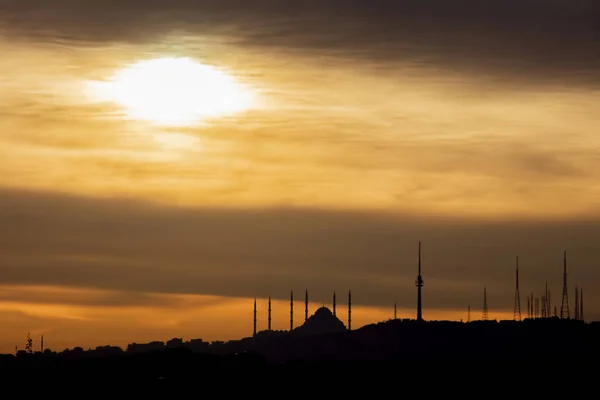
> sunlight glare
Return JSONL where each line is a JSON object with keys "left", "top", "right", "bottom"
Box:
{"left": 89, "top": 57, "right": 255, "bottom": 126}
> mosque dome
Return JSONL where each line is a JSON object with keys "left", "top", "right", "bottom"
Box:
{"left": 294, "top": 306, "right": 347, "bottom": 335}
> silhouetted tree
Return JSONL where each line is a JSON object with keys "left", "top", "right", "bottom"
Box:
{"left": 25, "top": 333, "right": 33, "bottom": 354}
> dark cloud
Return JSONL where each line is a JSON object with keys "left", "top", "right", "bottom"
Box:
{"left": 1, "top": 187, "right": 599, "bottom": 319}
{"left": 2, "top": 0, "right": 599, "bottom": 87}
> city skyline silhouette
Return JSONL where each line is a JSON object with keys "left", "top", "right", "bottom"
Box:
{"left": 1, "top": 0, "right": 599, "bottom": 364}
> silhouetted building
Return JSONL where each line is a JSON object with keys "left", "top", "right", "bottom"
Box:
{"left": 293, "top": 306, "right": 347, "bottom": 335}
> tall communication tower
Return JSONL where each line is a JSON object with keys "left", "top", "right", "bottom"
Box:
{"left": 415, "top": 241, "right": 424, "bottom": 322}
{"left": 394, "top": 302, "right": 397, "bottom": 320}
{"left": 514, "top": 256, "right": 521, "bottom": 321}
{"left": 482, "top": 287, "right": 488, "bottom": 321}
{"left": 560, "top": 250, "right": 570, "bottom": 319}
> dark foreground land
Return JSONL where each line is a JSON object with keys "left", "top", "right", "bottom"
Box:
{"left": 1, "top": 318, "right": 598, "bottom": 386}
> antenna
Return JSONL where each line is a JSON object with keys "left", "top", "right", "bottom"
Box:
{"left": 40, "top": 335, "right": 44, "bottom": 353}
{"left": 415, "top": 241, "right": 424, "bottom": 322}
{"left": 290, "top": 290, "right": 294, "bottom": 331}
{"left": 513, "top": 256, "right": 521, "bottom": 321}
{"left": 482, "top": 287, "right": 488, "bottom": 321}
{"left": 467, "top": 305, "right": 471, "bottom": 323}
{"left": 560, "top": 250, "right": 570, "bottom": 319}
{"left": 394, "top": 302, "right": 397, "bottom": 320}
{"left": 253, "top": 298, "right": 257, "bottom": 337}
{"left": 580, "top": 288, "right": 584, "bottom": 321}
{"left": 574, "top": 286, "right": 579, "bottom": 320}
{"left": 268, "top": 296, "right": 272, "bottom": 331}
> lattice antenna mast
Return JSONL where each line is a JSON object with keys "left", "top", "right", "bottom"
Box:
{"left": 560, "top": 250, "right": 570, "bottom": 319}
{"left": 574, "top": 286, "right": 579, "bottom": 320}
{"left": 253, "top": 298, "right": 257, "bottom": 337}
{"left": 267, "top": 296, "right": 272, "bottom": 331}
{"left": 290, "top": 290, "right": 294, "bottom": 331}
{"left": 482, "top": 287, "right": 488, "bottom": 321}
{"left": 580, "top": 288, "right": 584, "bottom": 321}
{"left": 514, "top": 256, "right": 521, "bottom": 321}
{"left": 415, "top": 241, "right": 424, "bottom": 322}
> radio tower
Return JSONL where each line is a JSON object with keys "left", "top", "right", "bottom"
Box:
{"left": 574, "top": 286, "right": 579, "bottom": 320}
{"left": 482, "top": 287, "right": 488, "bottom": 321}
{"left": 415, "top": 241, "right": 424, "bottom": 322}
{"left": 580, "top": 288, "right": 584, "bottom": 321}
{"left": 267, "top": 296, "right": 272, "bottom": 331}
{"left": 467, "top": 305, "right": 471, "bottom": 323}
{"left": 290, "top": 290, "right": 294, "bottom": 331}
{"left": 394, "top": 302, "right": 397, "bottom": 320}
{"left": 560, "top": 250, "right": 570, "bottom": 319}
{"left": 253, "top": 298, "right": 257, "bottom": 337}
{"left": 514, "top": 256, "right": 521, "bottom": 321}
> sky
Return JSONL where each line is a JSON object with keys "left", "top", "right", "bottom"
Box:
{"left": 0, "top": 0, "right": 598, "bottom": 352}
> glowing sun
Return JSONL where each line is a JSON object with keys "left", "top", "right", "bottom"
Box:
{"left": 90, "top": 57, "right": 254, "bottom": 126}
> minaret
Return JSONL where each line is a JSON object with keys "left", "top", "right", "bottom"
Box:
{"left": 253, "top": 298, "right": 257, "bottom": 337}
{"left": 268, "top": 296, "right": 272, "bottom": 331}
{"left": 333, "top": 291, "right": 337, "bottom": 317}
{"left": 580, "top": 288, "right": 584, "bottom": 321}
{"left": 513, "top": 256, "right": 521, "bottom": 321}
{"left": 348, "top": 289, "right": 352, "bottom": 331}
{"left": 415, "top": 241, "right": 424, "bottom": 322}
{"left": 290, "top": 290, "right": 294, "bottom": 331}
{"left": 560, "top": 250, "right": 570, "bottom": 319}
{"left": 304, "top": 289, "right": 308, "bottom": 322}
{"left": 394, "top": 302, "right": 397, "bottom": 320}
{"left": 482, "top": 287, "right": 488, "bottom": 321}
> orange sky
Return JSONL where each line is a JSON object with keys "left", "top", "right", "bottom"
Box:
{"left": 0, "top": 285, "right": 515, "bottom": 354}
{"left": 0, "top": 0, "right": 597, "bottom": 353}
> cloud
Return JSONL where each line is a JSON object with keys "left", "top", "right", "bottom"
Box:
{"left": 0, "top": 187, "right": 599, "bottom": 320}
{"left": 2, "top": 0, "right": 598, "bottom": 87}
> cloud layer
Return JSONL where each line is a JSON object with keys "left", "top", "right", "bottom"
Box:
{"left": 1, "top": 188, "right": 598, "bottom": 319}
{"left": 2, "top": 0, "right": 599, "bottom": 86}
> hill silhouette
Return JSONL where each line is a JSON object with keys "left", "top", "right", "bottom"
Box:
{"left": 2, "top": 317, "right": 598, "bottom": 387}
